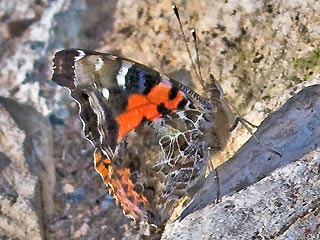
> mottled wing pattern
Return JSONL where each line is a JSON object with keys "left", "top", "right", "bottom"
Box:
{"left": 52, "top": 49, "right": 229, "bottom": 226}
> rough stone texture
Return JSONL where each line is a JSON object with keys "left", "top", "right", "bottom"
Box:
{"left": 0, "top": 97, "right": 55, "bottom": 218}
{"left": 0, "top": 0, "right": 319, "bottom": 239}
{"left": 163, "top": 148, "right": 320, "bottom": 239}
{"left": 0, "top": 104, "right": 43, "bottom": 239}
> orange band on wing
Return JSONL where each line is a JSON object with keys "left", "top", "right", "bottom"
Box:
{"left": 93, "top": 151, "right": 147, "bottom": 220}
{"left": 111, "top": 168, "right": 148, "bottom": 220}
{"left": 94, "top": 149, "right": 112, "bottom": 180}
{"left": 147, "top": 83, "right": 184, "bottom": 109}
{"left": 116, "top": 83, "right": 185, "bottom": 142}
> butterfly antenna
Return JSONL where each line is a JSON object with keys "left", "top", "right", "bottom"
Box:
{"left": 191, "top": 29, "right": 205, "bottom": 87}
{"left": 172, "top": 4, "right": 205, "bottom": 89}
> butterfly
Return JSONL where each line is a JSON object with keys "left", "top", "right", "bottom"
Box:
{"left": 52, "top": 47, "right": 232, "bottom": 227}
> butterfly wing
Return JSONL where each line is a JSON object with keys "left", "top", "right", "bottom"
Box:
{"left": 52, "top": 49, "right": 223, "bottom": 226}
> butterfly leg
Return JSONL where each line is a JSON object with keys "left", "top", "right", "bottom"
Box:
{"left": 208, "top": 160, "right": 221, "bottom": 203}
{"left": 230, "top": 116, "right": 259, "bottom": 132}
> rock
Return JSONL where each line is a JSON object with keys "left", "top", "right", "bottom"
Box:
{"left": 0, "top": 97, "right": 55, "bottom": 218}
{"left": 163, "top": 149, "right": 320, "bottom": 239}
{"left": 0, "top": 0, "right": 319, "bottom": 239}
{"left": 0, "top": 103, "right": 43, "bottom": 239}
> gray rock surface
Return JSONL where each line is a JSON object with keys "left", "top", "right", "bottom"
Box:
{"left": 0, "top": 97, "right": 55, "bottom": 219}
{"left": 0, "top": 0, "right": 319, "bottom": 239}
{"left": 163, "top": 148, "right": 320, "bottom": 239}
{"left": 0, "top": 104, "right": 43, "bottom": 239}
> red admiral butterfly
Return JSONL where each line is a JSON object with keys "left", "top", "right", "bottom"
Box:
{"left": 52, "top": 6, "right": 232, "bottom": 227}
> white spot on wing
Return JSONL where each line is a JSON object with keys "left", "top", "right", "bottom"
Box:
{"left": 95, "top": 58, "right": 104, "bottom": 71}
{"left": 102, "top": 88, "right": 110, "bottom": 100}
{"left": 177, "top": 111, "right": 186, "bottom": 119}
{"left": 160, "top": 73, "right": 172, "bottom": 85}
{"left": 74, "top": 50, "right": 86, "bottom": 61}
{"left": 116, "top": 61, "right": 132, "bottom": 88}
